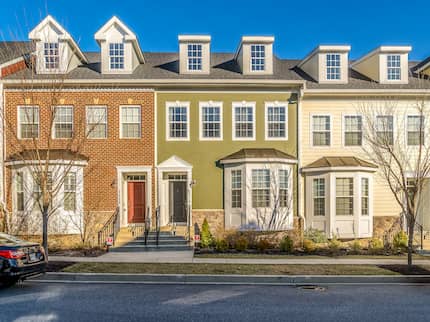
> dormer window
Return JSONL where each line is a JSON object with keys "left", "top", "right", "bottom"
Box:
{"left": 44, "top": 42, "right": 59, "bottom": 70}
{"left": 387, "top": 54, "right": 401, "bottom": 80}
{"left": 250, "top": 44, "right": 265, "bottom": 71}
{"left": 326, "top": 54, "right": 341, "bottom": 80}
{"left": 109, "top": 43, "right": 124, "bottom": 70}
{"left": 187, "top": 44, "right": 202, "bottom": 71}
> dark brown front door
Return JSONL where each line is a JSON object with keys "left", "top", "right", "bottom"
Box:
{"left": 169, "top": 181, "right": 187, "bottom": 223}
{"left": 127, "top": 181, "right": 146, "bottom": 223}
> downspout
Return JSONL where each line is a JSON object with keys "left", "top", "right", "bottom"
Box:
{"left": 297, "top": 87, "right": 305, "bottom": 230}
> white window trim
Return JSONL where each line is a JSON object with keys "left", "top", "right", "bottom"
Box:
{"left": 52, "top": 105, "right": 74, "bottom": 139}
{"left": 405, "top": 114, "right": 424, "bottom": 147}
{"left": 109, "top": 42, "right": 125, "bottom": 71}
{"left": 199, "top": 101, "right": 223, "bottom": 141}
{"left": 166, "top": 101, "right": 190, "bottom": 141}
{"left": 17, "top": 105, "right": 40, "bottom": 140}
{"left": 325, "top": 53, "right": 342, "bottom": 81}
{"left": 186, "top": 43, "right": 203, "bottom": 72}
{"left": 311, "top": 176, "right": 327, "bottom": 218}
{"left": 86, "top": 105, "right": 108, "bottom": 139}
{"left": 264, "top": 101, "right": 288, "bottom": 141}
{"left": 249, "top": 44, "right": 266, "bottom": 72}
{"left": 232, "top": 101, "right": 256, "bottom": 141}
{"left": 342, "top": 113, "right": 363, "bottom": 147}
{"left": 119, "top": 105, "right": 142, "bottom": 139}
{"left": 375, "top": 114, "right": 395, "bottom": 144}
{"left": 310, "top": 113, "right": 332, "bottom": 147}
{"left": 386, "top": 54, "right": 401, "bottom": 81}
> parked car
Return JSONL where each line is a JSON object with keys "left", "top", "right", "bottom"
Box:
{"left": 0, "top": 233, "right": 47, "bottom": 286}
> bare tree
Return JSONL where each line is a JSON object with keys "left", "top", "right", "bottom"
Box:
{"left": 358, "top": 94, "right": 430, "bottom": 268}
{"left": 245, "top": 165, "right": 293, "bottom": 231}
{"left": 0, "top": 40, "right": 104, "bottom": 257}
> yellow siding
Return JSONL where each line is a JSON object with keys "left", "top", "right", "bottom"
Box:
{"left": 301, "top": 98, "right": 400, "bottom": 218}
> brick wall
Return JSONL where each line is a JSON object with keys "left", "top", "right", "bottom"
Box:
{"left": 4, "top": 90, "right": 155, "bottom": 226}
{"left": 1, "top": 60, "right": 27, "bottom": 78}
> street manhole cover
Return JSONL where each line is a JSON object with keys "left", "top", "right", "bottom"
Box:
{"left": 296, "top": 285, "right": 326, "bottom": 291}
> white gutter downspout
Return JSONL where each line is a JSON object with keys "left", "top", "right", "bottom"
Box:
{"left": 297, "top": 87, "right": 305, "bottom": 227}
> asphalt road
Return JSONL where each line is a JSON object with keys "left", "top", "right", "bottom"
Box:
{"left": 1, "top": 282, "right": 430, "bottom": 322}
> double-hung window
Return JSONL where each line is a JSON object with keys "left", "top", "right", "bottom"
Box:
{"left": 313, "top": 178, "right": 325, "bottom": 216}
{"left": 120, "top": 106, "right": 141, "bottom": 138}
{"left": 64, "top": 173, "right": 76, "bottom": 211}
{"left": 252, "top": 169, "right": 270, "bottom": 208}
{"left": 109, "top": 43, "right": 124, "bottom": 70}
{"left": 326, "top": 54, "right": 341, "bottom": 80}
{"left": 15, "top": 172, "right": 24, "bottom": 211}
{"left": 344, "top": 115, "right": 362, "bottom": 146}
{"left": 312, "top": 115, "right": 331, "bottom": 146}
{"left": 407, "top": 115, "right": 424, "bottom": 146}
{"left": 266, "top": 104, "right": 287, "bottom": 139}
{"left": 167, "top": 104, "right": 189, "bottom": 140}
{"left": 250, "top": 45, "right": 265, "bottom": 71}
{"left": 187, "top": 44, "right": 202, "bottom": 71}
{"left": 387, "top": 55, "right": 401, "bottom": 80}
{"left": 200, "top": 104, "right": 222, "bottom": 139}
{"left": 44, "top": 42, "right": 59, "bottom": 69}
{"left": 18, "top": 106, "right": 39, "bottom": 139}
{"left": 33, "top": 171, "right": 52, "bottom": 207}
{"left": 361, "top": 178, "right": 369, "bottom": 216}
{"left": 233, "top": 104, "right": 255, "bottom": 140}
{"left": 376, "top": 115, "right": 394, "bottom": 145}
{"left": 86, "top": 106, "right": 107, "bottom": 139}
{"left": 336, "top": 178, "right": 354, "bottom": 216}
{"left": 231, "top": 170, "right": 242, "bottom": 209}
{"left": 53, "top": 106, "right": 73, "bottom": 138}
{"left": 278, "top": 170, "right": 289, "bottom": 207}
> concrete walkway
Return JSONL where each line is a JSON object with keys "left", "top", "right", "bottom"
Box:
{"left": 48, "top": 252, "right": 430, "bottom": 265}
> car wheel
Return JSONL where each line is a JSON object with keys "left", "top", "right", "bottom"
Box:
{"left": 0, "top": 277, "right": 19, "bottom": 288}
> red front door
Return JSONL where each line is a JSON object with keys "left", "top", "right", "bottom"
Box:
{"left": 127, "top": 181, "right": 146, "bottom": 223}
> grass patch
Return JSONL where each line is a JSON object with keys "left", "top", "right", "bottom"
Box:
{"left": 60, "top": 262, "right": 430, "bottom": 275}
{"left": 194, "top": 253, "right": 428, "bottom": 260}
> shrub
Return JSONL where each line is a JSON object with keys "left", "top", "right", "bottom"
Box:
{"left": 351, "top": 239, "right": 362, "bottom": 254}
{"left": 200, "top": 218, "right": 213, "bottom": 248}
{"left": 328, "top": 236, "right": 342, "bottom": 254}
{"left": 304, "top": 228, "right": 328, "bottom": 244}
{"left": 393, "top": 231, "right": 408, "bottom": 250}
{"left": 303, "top": 239, "right": 316, "bottom": 253}
{"left": 279, "top": 235, "right": 294, "bottom": 253}
{"left": 215, "top": 239, "right": 229, "bottom": 252}
{"left": 257, "top": 238, "right": 273, "bottom": 252}
{"left": 368, "top": 237, "right": 384, "bottom": 254}
{"left": 234, "top": 236, "right": 249, "bottom": 252}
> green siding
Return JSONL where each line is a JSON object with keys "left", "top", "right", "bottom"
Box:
{"left": 157, "top": 92, "right": 298, "bottom": 210}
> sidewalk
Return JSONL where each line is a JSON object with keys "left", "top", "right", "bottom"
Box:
{"left": 48, "top": 251, "right": 430, "bottom": 265}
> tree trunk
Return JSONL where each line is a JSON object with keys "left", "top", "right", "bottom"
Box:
{"left": 407, "top": 218, "right": 415, "bottom": 270}
{"left": 42, "top": 207, "right": 49, "bottom": 259}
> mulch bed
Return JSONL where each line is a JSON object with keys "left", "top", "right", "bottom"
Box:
{"left": 48, "top": 248, "right": 106, "bottom": 257}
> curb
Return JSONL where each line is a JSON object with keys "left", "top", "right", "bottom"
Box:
{"left": 28, "top": 272, "right": 430, "bottom": 285}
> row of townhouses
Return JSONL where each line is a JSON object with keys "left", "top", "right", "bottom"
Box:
{"left": 1, "top": 15, "right": 430, "bottom": 243}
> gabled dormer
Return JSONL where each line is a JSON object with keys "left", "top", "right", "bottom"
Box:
{"left": 298, "top": 45, "right": 351, "bottom": 84}
{"left": 94, "top": 16, "right": 144, "bottom": 74}
{"left": 352, "top": 46, "right": 411, "bottom": 84}
{"left": 29, "top": 15, "right": 87, "bottom": 74}
{"left": 178, "top": 35, "right": 211, "bottom": 75}
{"left": 234, "top": 36, "right": 274, "bottom": 75}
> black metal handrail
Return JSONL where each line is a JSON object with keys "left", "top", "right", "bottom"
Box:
{"left": 144, "top": 207, "right": 150, "bottom": 245}
{"left": 155, "top": 206, "right": 160, "bottom": 246}
{"left": 97, "top": 207, "right": 120, "bottom": 247}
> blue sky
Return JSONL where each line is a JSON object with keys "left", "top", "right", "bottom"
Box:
{"left": 0, "top": 0, "right": 429, "bottom": 61}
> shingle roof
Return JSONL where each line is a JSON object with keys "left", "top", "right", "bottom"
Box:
{"left": 219, "top": 148, "right": 296, "bottom": 162}
{"left": 2, "top": 41, "right": 430, "bottom": 90}
{"left": 6, "top": 149, "right": 89, "bottom": 163}
{"left": 303, "top": 156, "right": 377, "bottom": 169}
{"left": 0, "top": 41, "right": 33, "bottom": 65}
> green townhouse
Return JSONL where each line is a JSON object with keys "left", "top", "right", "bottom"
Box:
{"left": 154, "top": 35, "right": 304, "bottom": 237}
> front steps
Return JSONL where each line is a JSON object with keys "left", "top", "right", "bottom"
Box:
{"left": 110, "top": 229, "right": 192, "bottom": 252}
